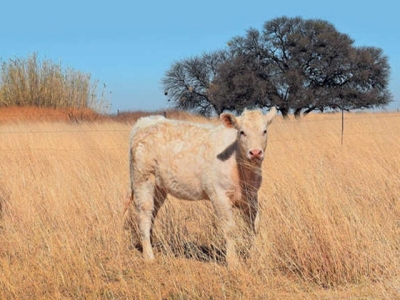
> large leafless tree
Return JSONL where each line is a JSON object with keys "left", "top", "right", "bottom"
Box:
{"left": 163, "top": 17, "right": 392, "bottom": 117}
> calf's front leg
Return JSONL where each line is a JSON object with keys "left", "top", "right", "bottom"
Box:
{"left": 241, "top": 195, "right": 260, "bottom": 235}
{"left": 211, "top": 194, "right": 239, "bottom": 267}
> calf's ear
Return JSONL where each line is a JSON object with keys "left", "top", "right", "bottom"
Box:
{"left": 220, "top": 113, "right": 239, "bottom": 129}
{"left": 265, "top": 107, "right": 277, "bottom": 125}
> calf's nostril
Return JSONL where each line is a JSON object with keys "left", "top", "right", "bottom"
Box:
{"left": 249, "top": 149, "right": 263, "bottom": 158}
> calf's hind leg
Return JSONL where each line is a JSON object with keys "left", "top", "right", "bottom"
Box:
{"left": 150, "top": 187, "right": 167, "bottom": 245}
{"left": 135, "top": 176, "right": 157, "bottom": 261}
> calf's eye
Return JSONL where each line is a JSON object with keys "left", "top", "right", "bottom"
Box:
{"left": 240, "top": 130, "right": 246, "bottom": 136}
{"left": 263, "top": 129, "right": 267, "bottom": 134}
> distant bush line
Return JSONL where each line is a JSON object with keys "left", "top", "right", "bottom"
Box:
{"left": 0, "top": 53, "right": 109, "bottom": 112}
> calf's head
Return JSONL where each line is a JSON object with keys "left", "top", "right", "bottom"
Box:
{"left": 220, "top": 107, "right": 277, "bottom": 162}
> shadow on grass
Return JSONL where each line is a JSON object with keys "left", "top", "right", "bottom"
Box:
{"left": 131, "top": 241, "right": 226, "bottom": 265}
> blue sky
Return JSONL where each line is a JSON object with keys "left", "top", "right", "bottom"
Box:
{"left": 1, "top": 0, "right": 399, "bottom": 112}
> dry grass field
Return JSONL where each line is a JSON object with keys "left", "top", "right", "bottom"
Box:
{"left": 0, "top": 108, "right": 399, "bottom": 299}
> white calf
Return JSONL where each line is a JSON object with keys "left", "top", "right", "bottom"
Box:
{"left": 126, "top": 108, "right": 276, "bottom": 266}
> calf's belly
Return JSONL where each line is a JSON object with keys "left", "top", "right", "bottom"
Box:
{"left": 156, "top": 169, "right": 208, "bottom": 201}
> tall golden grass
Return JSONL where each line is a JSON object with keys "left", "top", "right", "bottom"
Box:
{"left": 0, "top": 111, "right": 399, "bottom": 299}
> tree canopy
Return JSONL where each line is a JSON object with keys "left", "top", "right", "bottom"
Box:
{"left": 163, "top": 16, "right": 392, "bottom": 117}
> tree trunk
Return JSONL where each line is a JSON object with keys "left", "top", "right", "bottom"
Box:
{"left": 294, "top": 108, "right": 302, "bottom": 118}
{"left": 279, "top": 106, "right": 289, "bottom": 118}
